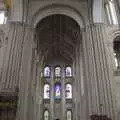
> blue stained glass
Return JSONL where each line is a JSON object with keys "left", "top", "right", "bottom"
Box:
{"left": 55, "top": 83, "right": 61, "bottom": 99}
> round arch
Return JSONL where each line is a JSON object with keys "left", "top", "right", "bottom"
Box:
{"left": 109, "top": 29, "right": 120, "bottom": 42}
{"left": 31, "top": 4, "right": 85, "bottom": 28}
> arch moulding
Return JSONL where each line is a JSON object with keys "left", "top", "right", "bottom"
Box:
{"left": 106, "top": 29, "right": 120, "bottom": 47}
{"left": 111, "top": 29, "right": 120, "bottom": 41}
{"left": 31, "top": 4, "right": 85, "bottom": 29}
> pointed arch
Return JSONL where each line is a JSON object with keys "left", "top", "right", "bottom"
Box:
{"left": 67, "top": 110, "right": 72, "bottom": 120}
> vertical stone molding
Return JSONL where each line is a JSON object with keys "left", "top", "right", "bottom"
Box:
{"left": 82, "top": 24, "right": 117, "bottom": 120}
{"left": 16, "top": 25, "right": 34, "bottom": 120}
{"left": 0, "top": 23, "right": 34, "bottom": 120}
{"left": 0, "top": 23, "right": 25, "bottom": 91}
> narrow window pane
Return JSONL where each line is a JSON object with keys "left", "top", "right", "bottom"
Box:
{"left": 66, "top": 84, "right": 72, "bottom": 99}
{"left": 0, "top": 11, "right": 7, "bottom": 24}
{"left": 44, "top": 110, "right": 49, "bottom": 120}
{"left": 65, "top": 66, "right": 72, "bottom": 77}
{"left": 55, "top": 83, "right": 61, "bottom": 99}
{"left": 109, "top": 1, "right": 118, "bottom": 24}
{"left": 114, "top": 53, "right": 118, "bottom": 68}
{"left": 44, "top": 84, "right": 50, "bottom": 99}
{"left": 67, "top": 110, "right": 72, "bottom": 120}
{"left": 44, "top": 66, "right": 51, "bottom": 77}
{"left": 114, "top": 41, "right": 120, "bottom": 68}
{"left": 55, "top": 66, "right": 61, "bottom": 77}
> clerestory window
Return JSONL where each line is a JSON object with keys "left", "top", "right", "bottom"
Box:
{"left": 0, "top": 11, "right": 7, "bottom": 24}
{"left": 65, "top": 66, "right": 72, "bottom": 77}
{"left": 44, "top": 66, "right": 51, "bottom": 78}
{"left": 44, "top": 84, "right": 50, "bottom": 99}
{"left": 66, "top": 83, "right": 72, "bottom": 99}
{"left": 105, "top": 0, "right": 118, "bottom": 24}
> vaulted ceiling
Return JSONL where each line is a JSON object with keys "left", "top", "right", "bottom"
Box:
{"left": 36, "top": 15, "right": 81, "bottom": 62}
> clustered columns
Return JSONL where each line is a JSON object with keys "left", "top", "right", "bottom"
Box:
{"left": 0, "top": 22, "right": 35, "bottom": 120}
{"left": 82, "top": 24, "right": 117, "bottom": 120}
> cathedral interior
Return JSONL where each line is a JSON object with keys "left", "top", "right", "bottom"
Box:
{"left": 0, "top": 0, "right": 120, "bottom": 120}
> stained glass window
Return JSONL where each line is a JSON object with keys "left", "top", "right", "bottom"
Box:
{"left": 65, "top": 66, "right": 72, "bottom": 77}
{"left": 67, "top": 110, "right": 72, "bottom": 120}
{"left": 44, "top": 66, "right": 51, "bottom": 77}
{"left": 44, "top": 84, "right": 50, "bottom": 99}
{"left": 44, "top": 110, "right": 49, "bottom": 120}
{"left": 55, "top": 83, "right": 61, "bottom": 99}
{"left": 66, "top": 84, "right": 72, "bottom": 99}
{"left": 55, "top": 66, "right": 61, "bottom": 77}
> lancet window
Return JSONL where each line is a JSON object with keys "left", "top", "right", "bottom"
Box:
{"left": 67, "top": 110, "right": 72, "bottom": 120}
{"left": 44, "top": 84, "right": 50, "bottom": 99}
{"left": 55, "top": 83, "right": 61, "bottom": 99}
{"left": 44, "top": 110, "right": 49, "bottom": 120}
{"left": 55, "top": 66, "right": 61, "bottom": 77}
{"left": 44, "top": 66, "right": 51, "bottom": 77}
{"left": 65, "top": 66, "right": 72, "bottom": 77}
{"left": 66, "top": 83, "right": 72, "bottom": 99}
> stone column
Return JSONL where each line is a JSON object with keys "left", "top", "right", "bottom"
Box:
{"left": 0, "top": 23, "right": 26, "bottom": 91}
{"left": 0, "top": 22, "right": 34, "bottom": 120}
{"left": 82, "top": 24, "right": 117, "bottom": 120}
{"left": 16, "top": 25, "right": 34, "bottom": 120}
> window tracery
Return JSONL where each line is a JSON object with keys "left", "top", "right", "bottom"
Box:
{"left": 42, "top": 65, "right": 73, "bottom": 117}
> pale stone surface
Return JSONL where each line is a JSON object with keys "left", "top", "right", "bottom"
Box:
{"left": 0, "top": 0, "right": 119, "bottom": 120}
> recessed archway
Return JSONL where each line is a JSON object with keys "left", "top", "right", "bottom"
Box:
{"left": 34, "top": 14, "right": 83, "bottom": 120}
{"left": 36, "top": 14, "right": 81, "bottom": 64}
